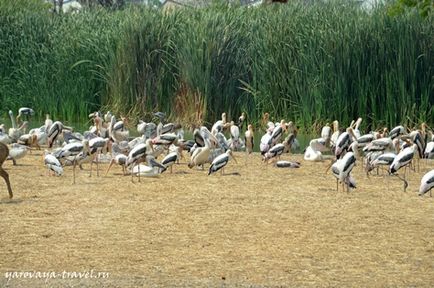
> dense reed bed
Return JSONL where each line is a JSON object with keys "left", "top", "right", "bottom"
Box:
{"left": 0, "top": 0, "right": 432, "bottom": 130}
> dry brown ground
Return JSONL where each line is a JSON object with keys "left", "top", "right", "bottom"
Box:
{"left": 0, "top": 151, "right": 433, "bottom": 287}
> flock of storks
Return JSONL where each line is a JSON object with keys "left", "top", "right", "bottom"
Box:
{"left": 0, "top": 107, "right": 433, "bottom": 199}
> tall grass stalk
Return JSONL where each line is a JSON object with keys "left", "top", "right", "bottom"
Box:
{"left": 0, "top": 0, "right": 432, "bottom": 131}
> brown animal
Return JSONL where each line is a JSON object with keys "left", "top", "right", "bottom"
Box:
{"left": 0, "top": 142, "right": 13, "bottom": 198}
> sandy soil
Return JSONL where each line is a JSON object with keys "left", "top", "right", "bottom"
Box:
{"left": 0, "top": 151, "right": 433, "bottom": 287}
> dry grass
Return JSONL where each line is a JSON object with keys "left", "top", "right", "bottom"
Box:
{"left": 0, "top": 151, "right": 433, "bottom": 287}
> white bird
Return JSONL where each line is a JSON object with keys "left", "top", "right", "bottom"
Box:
{"left": 109, "top": 116, "right": 129, "bottom": 142}
{"left": 229, "top": 121, "right": 242, "bottom": 151}
{"left": 334, "top": 128, "right": 355, "bottom": 159}
{"left": 308, "top": 138, "right": 329, "bottom": 153}
{"left": 389, "top": 144, "right": 416, "bottom": 192}
{"left": 211, "top": 112, "right": 227, "bottom": 135}
{"left": 161, "top": 151, "right": 179, "bottom": 173}
{"left": 331, "top": 151, "right": 356, "bottom": 192}
{"left": 47, "top": 121, "right": 64, "bottom": 148}
{"left": 356, "top": 133, "right": 375, "bottom": 148}
{"left": 264, "top": 143, "right": 285, "bottom": 162}
{"left": 126, "top": 139, "right": 153, "bottom": 182}
{"left": 244, "top": 124, "right": 254, "bottom": 154}
{"left": 55, "top": 141, "right": 84, "bottom": 184}
{"left": 152, "top": 133, "right": 178, "bottom": 147}
{"left": 0, "top": 131, "right": 11, "bottom": 145}
{"left": 330, "top": 120, "right": 340, "bottom": 147}
{"left": 105, "top": 153, "right": 128, "bottom": 176}
{"left": 17, "top": 107, "right": 34, "bottom": 123}
{"left": 86, "top": 137, "right": 109, "bottom": 177}
{"left": 208, "top": 149, "right": 237, "bottom": 175}
{"left": 389, "top": 125, "right": 405, "bottom": 140}
{"left": 44, "top": 153, "right": 63, "bottom": 176}
{"left": 419, "top": 170, "right": 434, "bottom": 197}
{"left": 275, "top": 160, "right": 301, "bottom": 168}
{"left": 268, "top": 120, "right": 287, "bottom": 147}
{"left": 367, "top": 152, "right": 396, "bottom": 174}
{"left": 260, "top": 132, "right": 272, "bottom": 157}
{"left": 9, "top": 110, "right": 28, "bottom": 142}
{"left": 238, "top": 112, "right": 246, "bottom": 130}
{"left": 424, "top": 142, "right": 434, "bottom": 159}
{"left": 350, "top": 117, "right": 363, "bottom": 138}
{"left": 42, "top": 114, "right": 52, "bottom": 133}
{"left": 304, "top": 146, "right": 323, "bottom": 162}
{"left": 321, "top": 123, "right": 332, "bottom": 146}
{"left": 130, "top": 161, "right": 164, "bottom": 178}
{"left": 188, "top": 138, "right": 211, "bottom": 169}
{"left": 8, "top": 143, "right": 29, "bottom": 165}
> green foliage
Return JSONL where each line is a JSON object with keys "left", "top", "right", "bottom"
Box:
{"left": 389, "top": 0, "right": 433, "bottom": 18}
{"left": 0, "top": 0, "right": 433, "bottom": 131}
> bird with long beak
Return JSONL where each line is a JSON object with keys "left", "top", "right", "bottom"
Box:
{"left": 208, "top": 149, "right": 237, "bottom": 176}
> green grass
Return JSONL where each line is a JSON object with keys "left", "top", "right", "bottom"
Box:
{"left": 0, "top": 0, "right": 432, "bottom": 132}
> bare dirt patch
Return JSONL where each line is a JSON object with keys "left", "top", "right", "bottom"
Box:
{"left": 1, "top": 152, "right": 433, "bottom": 287}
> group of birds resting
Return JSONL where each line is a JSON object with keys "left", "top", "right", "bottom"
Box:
{"left": 0, "top": 107, "right": 433, "bottom": 200}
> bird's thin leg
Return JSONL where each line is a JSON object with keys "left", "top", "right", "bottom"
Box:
{"left": 89, "top": 154, "right": 93, "bottom": 177}
{"left": 336, "top": 179, "right": 338, "bottom": 192}
{"left": 392, "top": 173, "right": 408, "bottom": 192}
{"left": 138, "top": 163, "right": 141, "bottom": 183}
{"left": 72, "top": 157, "right": 77, "bottom": 185}
{"left": 105, "top": 159, "right": 114, "bottom": 176}
{"left": 96, "top": 151, "right": 100, "bottom": 177}
{"left": 170, "top": 165, "right": 173, "bottom": 174}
